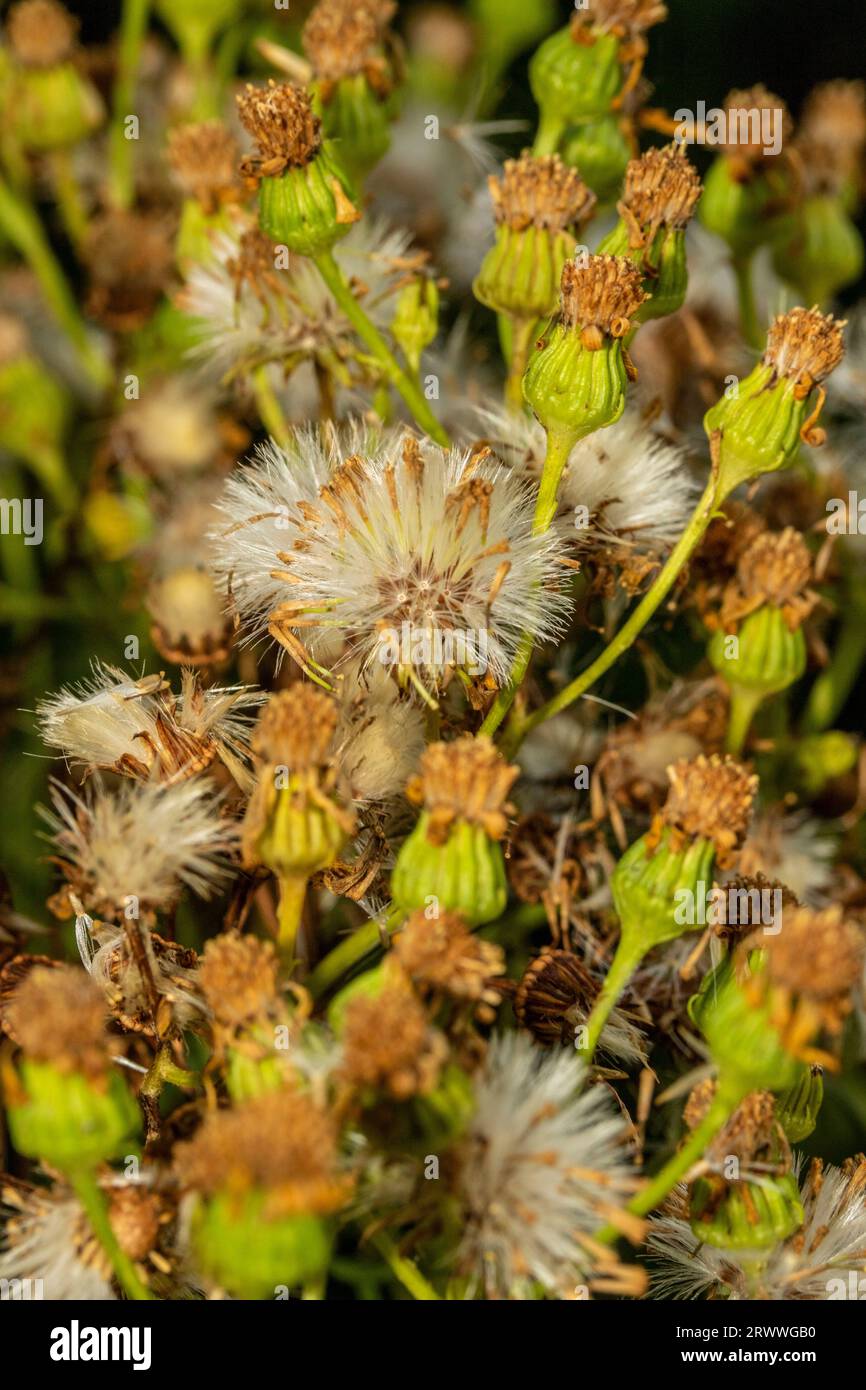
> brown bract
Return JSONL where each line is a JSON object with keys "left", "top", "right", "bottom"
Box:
{"left": 489, "top": 152, "right": 596, "bottom": 233}
{"left": 302, "top": 0, "right": 395, "bottom": 93}
{"left": 6, "top": 0, "right": 76, "bottom": 68}
{"left": 5, "top": 964, "right": 111, "bottom": 1079}
{"left": 571, "top": 0, "right": 666, "bottom": 39}
{"left": 620, "top": 143, "right": 701, "bottom": 239}
{"left": 393, "top": 910, "right": 505, "bottom": 1003}
{"left": 509, "top": 946, "right": 600, "bottom": 1046}
{"left": 559, "top": 254, "right": 649, "bottom": 346}
{"left": 650, "top": 753, "right": 757, "bottom": 868}
{"left": 167, "top": 121, "right": 242, "bottom": 214}
{"left": 198, "top": 932, "right": 279, "bottom": 1031}
{"left": 717, "top": 527, "right": 817, "bottom": 633}
{"left": 406, "top": 735, "right": 518, "bottom": 845}
{"left": 237, "top": 81, "right": 322, "bottom": 178}
{"left": 340, "top": 972, "right": 447, "bottom": 1098}
{"left": 763, "top": 307, "right": 846, "bottom": 395}
{"left": 175, "top": 1088, "right": 349, "bottom": 1216}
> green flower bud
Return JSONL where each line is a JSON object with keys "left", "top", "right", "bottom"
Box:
{"left": 166, "top": 121, "right": 244, "bottom": 266}
{"left": 237, "top": 81, "right": 360, "bottom": 258}
{"left": 391, "top": 737, "right": 517, "bottom": 926}
{"left": 392, "top": 276, "right": 439, "bottom": 373}
{"left": 775, "top": 1065, "right": 824, "bottom": 1143}
{"left": 474, "top": 153, "right": 595, "bottom": 322}
{"left": 612, "top": 826, "right": 716, "bottom": 953}
{"left": 0, "top": 0, "right": 103, "bottom": 152}
{"left": 704, "top": 307, "right": 846, "bottom": 499}
{"left": 523, "top": 253, "right": 647, "bottom": 451}
{"left": 700, "top": 956, "right": 802, "bottom": 1094}
{"left": 469, "top": 0, "right": 557, "bottom": 77}
{"left": 192, "top": 1193, "right": 330, "bottom": 1298}
{"left": 530, "top": 26, "right": 624, "bottom": 135}
{"left": 689, "top": 1170, "right": 803, "bottom": 1251}
{"left": 793, "top": 730, "right": 859, "bottom": 797}
{"left": 560, "top": 116, "right": 631, "bottom": 204}
{"left": 317, "top": 75, "right": 391, "bottom": 181}
{"left": 772, "top": 195, "right": 864, "bottom": 307}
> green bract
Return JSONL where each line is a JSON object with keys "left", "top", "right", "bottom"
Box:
{"left": 258, "top": 143, "right": 359, "bottom": 257}
{"left": 191, "top": 1191, "right": 330, "bottom": 1299}
{"left": 523, "top": 322, "right": 629, "bottom": 443}
{"left": 8, "top": 1060, "right": 140, "bottom": 1171}
{"left": 391, "top": 813, "right": 508, "bottom": 926}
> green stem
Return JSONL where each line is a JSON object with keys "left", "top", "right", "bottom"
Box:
{"left": 276, "top": 874, "right": 308, "bottom": 959}
{"left": 312, "top": 249, "right": 450, "bottom": 447}
{"left": 505, "top": 317, "right": 535, "bottom": 413}
{"left": 253, "top": 364, "right": 290, "bottom": 445}
{"left": 504, "top": 472, "right": 720, "bottom": 756}
{"left": 109, "top": 0, "right": 151, "bottom": 210}
{"left": 724, "top": 683, "right": 765, "bottom": 755}
{"left": 581, "top": 935, "right": 646, "bottom": 1064}
{"left": 307, "top": 903, "right": 403, "bottom": 999}
{"left": 532, "top": 109, "right": 566, "bottom": 157}
{"left": 50, "top": 149, "right": 89, "bottom": 251}
{"left": 370, "top": 1232, "right": 440, "bottom": 1300}
{"left": 0, "top": 177, "right": 109, "bottom": 390}
{"left": 733, "top": 253, "right": 762, "bottom": 352}
{"left": 69, "top": 1169, "right": 154, "bottom": 1301}
{"left": 27, "top": 443, "right": 76, "bottom": 512}
{"left": 801, "top": 602, "right": 866, "bottom": 733}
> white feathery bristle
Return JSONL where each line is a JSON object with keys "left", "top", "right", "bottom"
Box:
{"left": 336, "top": 661, "right": 426, "bottom": 803}
{"left": 0, "top": 1186, "right": 116, "bottom": 1301}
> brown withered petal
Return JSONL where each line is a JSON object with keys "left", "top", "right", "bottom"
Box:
{"left": 685, "top": 1082, "right": 788, "bottom": 1169}
{"left": 166, "top": 121, "right": 241, "bottom": 211}
{"left": 800, "top": 79, "right": 866, "bottom": 156}
{"left": 710, "top": 873, "right": 798, "bottom": 944}
{"left": 5, "top": 963, "right": 111, "bottom": 1079}
{"left": 764, "top": 904, "right": 864, "bottom": 1005}
{"left": 340, "top": 973, "right": 447, "bottom": 1099}
{"left": 198, "top": 932, "right": 279, "bottom": 1030}
{"left": 489, "top": 152, "right": 596, "bottom": 233}
{"left": 251, "top": 685, "right": 338, "bottom": 770}
{"left": 559, "top": 254, "right": 649, "bottom": 338}
{"left": 405, "top": 735, "right": 518, "bottom": 845}
{"left": 236, "top": 81, "right": 322, "bottom": 172}
{"left": 302, "top": 0, "right": 394, "bottom": 84}
{"left": 655, "top": 753, "right": 757, "bottom": 868}
{"left": 763, "top": 307, "right": 846, "bottom": 389}
{"left": 393, "top": 910, "right": 505, "bottom": 1002}
{"left": 621, "top": 143, "right": 702, "bottom": 234}
{"left": 6, "top": 0, "right": 76, "bottom": 67}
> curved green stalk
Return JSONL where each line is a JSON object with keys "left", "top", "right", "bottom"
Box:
{"left": 724, "top": 685, "right": 765, "bottom": 755}
{"left": 109, "top": 0, "right": 151, "bottom": 210}
{"left": 370, "top": 1232, "right": 440, "bottom": 1300}
{"left": 801, "top": 600, "right": 866, "bottom": 733}
{"left": 505, "top": 317, "right": 535, "bottom": 413}
{"left": 532, "top": 109, "right": 566, "bottom": 157}
{"left": 312, "top": 249, "right": 450, "bottom": 447}
{"left": 307, "top": 903, "right": 403, "bottom": 999}
{"left": 733, "top": 253, "right": 762, "bottom": 352}
{"left": 253, "top": 364, "right": 290, "bottom": 446}
{"left": 581, "top": 936, "right": 645, "bottom": 1064}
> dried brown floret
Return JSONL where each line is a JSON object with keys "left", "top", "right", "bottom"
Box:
{"left": 559, "top": 254, "right": 649, "bottom": 345}
{"left": 799, "top": 79, "right": 866, "bottom": 161}
{"left": 166, "top": 121, "right": 242, "bottom": 212}
{"left": 5, "top": 964, "right": 111, "bottom": 1079}
{"left": 685, "top": 1082, "right": 789, "bottom": 1172}
{"left": 764, "top": 904, "right": 864, "bottom": 1012}
{"left": 650, "top": 753, "right": 757, "bottom": 868}
{"left": 710, "top": 873, "right": 798, "bottom": 945}
{"left": 716, "top": 527, "right": 817, "bottom": 633}
{"left": 6, "top": 0, "right": 76, "bottom": 67}
{"left": 571, "top": 0, "right": 667, "bottom": 39}
{"left": 107, "top": 1186, "right": 165, "bottom": 1263}
{"left": 509, "top": 947, "right": 600, "bottom": 1046}
{"left": 251, "top": 686, "right": 338, "bottom": 770}
{"left": 302, "top": 0, "right": 395, "bottom": 89}
{"left": 489, "top": 152, "right": 597, "bottom": 233}
{"left": 84, "top": 211, "right": 175, "bottom": 332}
{"left": 620, "top": 143, "right": 702, "bottom": 239}
{"left": 721, "top": 86, "right": 792, "bottom": 166}
{"left": 763, "top": 307, "right": 846, "bottom": 393}
{"left": 406, "top": 736, "right": 518, "bottom": 845}
{"left": 340, "top": 973, "right": 447, "bottom": 1098}
{"left": 393, "top": 910, "right": 505, "bottom": 1004}
{"left": 198, "top": 933, "right": 279, "bottom": 1031}
{"left": 237, "top": 81, "right": 322, "bottom": 176}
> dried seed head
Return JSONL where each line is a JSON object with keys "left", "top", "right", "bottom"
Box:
{"left": 800, "top": 79, "right": 866, "bottom": 157}
{"left": 198, "top": 933, "right": 279, "bottom": 1030}
{"left": 571, "top": 0, "right": 667, "bottom": 39}
{"left": 6, "top": 964, "right": 110, "bottom": 1079}
{"left": 406, "top": 735, "right": 518, "bottom": 844}
{"left": 6, "top": 0, "right": 77, "bottom": 68}
{"left": 710, "top": 873, "right": 798, "bottom": 944}
{"left": 341, "top": 973, "right": 447, "bottom": 1099}
{"left": 167, "top": 121, "right": 241, "bottom": 211}
{"left": 559, "top": 253, "right": 649, "bottom": 342}
{"left": 236, "top": 81, "right": 322, "bottom": 174}
{"left": 106, "top": 1186, "right": 164, "bottom": 1263}
{"left": 84, "top": 211, "right": 175, "bottom": 332}
{"left": 621, "top": 144, "right": 701, "bottom": 233}
{"left": 489, "top": 152, "right": 597, "bottom": 233}
{"left": 763, "top": 307, "right": 846, "bottom": 390}
{"left": 764, "top": 904, "right": 864, "bottom": 1012}
{"left": 175, "top": 1089, "right": 347, "bottom": 1214}
{"left": 302, "top": 0, "right": 395, "bottom": 84}
{"left": 736, "top": 527, "right": 813, "bottom": 609}
{"left": 511, "top": 947, "right": 599, "bottom": 1046}
{"left": 147, "top": 567, "right": 233, "bottom": 667}
{"left": 393, "top": 910, "right": 505, "bottom": 1002}
{"left": 251, "top": 686, "right": 338, "bottom": 770}
{"left": 656, "top": 753, "right": 757, "bottom": 867}
{"left": 721, "top": 86, "right": 792, "bottom": 162}
{"left": 685, "top": 1082, "right": 782, "bottom": 1167}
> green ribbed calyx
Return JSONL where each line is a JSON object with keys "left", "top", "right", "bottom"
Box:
{"left": 699, "top": 955, "right": 803, "bottom": 1094}
{"left": 192, "top": 1193, "right": 330, "bottom": 1299}
{"left": 155, "top": 0, "right": 240, "bottom": 60}
{"left": 699, "top": 155, "right": 787, "bottom": 258}
{"left": 560, "top": 116, "right": 631, "bottom": 203}
{"left": 775, "top": 1066, "right": 824, "bottom": 1143}
{"left": 8, "top": 1060, "right": 140, "bottom": 1170}
{"left": 710, "top": 606, "right": 806, "bottom": 696}
{"left": 689, "top": 1170, "right": 804, "bottom": 1251}
{"left": 704, "top": 306, "right": 847, "bottom": 500}
{"left": 612, "top": 825, "right": 716, "bottom": 953}
{"left": 772, "top": 195, "right": 864, "bottom": 307}
{"left": 475, "top": 223, "right": 576, "bottom": 321}
{"left": 392, "top": 276, "right": 439, "bottom": 372}
{"left": 391, "top": 736, "right": 517, "bottom": 927}
{"left": 530, "top": 25, "right": 623, "bottom": 138}
{"left": 1, "top": 57, "right": 103, "bottom": 151}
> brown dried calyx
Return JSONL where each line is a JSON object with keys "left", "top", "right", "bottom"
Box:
{"left": 718, "top": 526, "right": 817, "bottom": 633}
{"left": 6, "top": 964, "right": 111, "bottom": 1079}
{"left": 508, "top": 946, "right": 601, "bottom": 1046}
{"left": 237, "top": 81, "right": 322, "bottom": 178}
{"left": 175, "top": 1089, "right": 350, "bottom": 1216}
{"left": 302, "top": 0, "right": 396, "bottom": 92}
{"left": 761, "top": 904, "right": 864, "bottom": 1024}
{"left": 559, "top": 253, "right": 649, "bottom": 347}
{"left": 489, "top": 152, "right": 597, "bottom": 234}
{"left": 798, "top": 79, "right": 866, "bottom": 185}
{"left": 6, "top": 0, "right": 76, "bottom": 68}
{"left": 763, "top": 307, "right": 846, "bottom": 395}
{"left": 340, "top": 971, "right": 448, "bottom": 1098}
{"left": 393, "top": 910, "right": 505, "bottom": 1004}
{"left": 721, "top": 86, "right": 792, "bottom": 169}
{"left": 167, "top": 121, "right": 242, "bottom": 213}
{"left": 619, "top": 144, "right": 701, "bottom": 241}
{"left": 251, "top": 685, "right": 338, "bottom": 770}
{"left": 571, "top": 0, "right": 667, "bottom": 40}
{"left": 198, "top": 932, "right": 279, "bottom": 1031}
{"left": 649, "top": 753, "right": 757, "bottom": 869}
{"left": 406, "top": 735, "right": 518, "bottom": 845}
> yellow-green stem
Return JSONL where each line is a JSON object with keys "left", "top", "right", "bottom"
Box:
{"left": 370, "top": 1232, "right": 440, "bottom": 1300}
{"left": 109, "top": 0, "right": 151, "bottom": 210}
{"left": 276, "top": 874, "right": 308, "bottom": 958}
{"left": 581, "top": 935, "right": 646, "bottom": 1064}
{"left": 51, "top": 148, "right": 89, "bottom": 251}
{"left": 725, "top": 684, "right": 765, "bottom": 755}
{"left": 733, "top": 253, "right": 762, "bottom": 352}
{"left": 505, "top": 318, "right": 536, "bottom": 413}
{"left": 253, "top": 364, "right": 290, "bottom": 445}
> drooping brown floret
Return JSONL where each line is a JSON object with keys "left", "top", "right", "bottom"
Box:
{"left": 406, "top": 736, "right": 518, "bottom": 846}
{"left": 620, "top": 143, "right": 702, "bottom": 239}
{"left": 799, "top": 79, "right": 866, "bottom": 166}
{"left": 489, "top": 152, "right": 597, "bottom": 233}
{"left": 559, "top": 254, "right": 649, "bottom": 345}
{"left": 174, "top": 1089, "right": 350, "bottom": 1216}
{"left": 763, "top": 905, "right": 864, "bottom": 1019}
{"left": 571, "top": 0, "right": 667, "bottom": 39}
{"left": 251, "top": 686, "right": 338, "bottom": 770}
{"left": 6, "top": 964, "right": 111, "bottom": 1079}
{"left": 651, "top": 753, "right": 757, "bottom": 868}
{"left": 302, "top": 0, "right": 396, "bottom": 89}
{"left": 393, "top": 910, "right": 505, "bottom": 1003}
{"left": 198, "top": 933, "right": 279, "bottom": 1031}
{"left": 763, "top": 307, "right": 846, "bottom": 393}
{"left": 718, "top": 527, "right": 817, "bottom": 633}
{"left": 721, "top": 86, "right": 792, "bottom": 166}
{"left": 237, "top": 81, "right": 322, "bottom": 176}
{"left": 340, "top": 973, "right": 447, "bottom": 1098}
{"left": 167, "top": 121, "right": 241, "bottom": 212}
{"left": 6, "top": 0, "right": 76, "bottom": 68}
